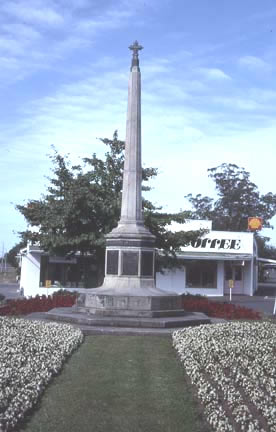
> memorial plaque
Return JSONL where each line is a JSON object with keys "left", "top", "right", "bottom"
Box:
{"left": 106, "top": 250, "right": 119, "bottom": 275}
{"left": 122, "top": 251, "right": 139, "bottom": 275}
{"left": 141, "top": 251, "right": 154, "bottom": 276}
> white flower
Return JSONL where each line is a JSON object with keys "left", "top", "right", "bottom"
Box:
{"left": 0, "top": 317, "right": 83, "bottom": 430}
{"left": 172, "top": 322, "right": 276, "bottom": 432}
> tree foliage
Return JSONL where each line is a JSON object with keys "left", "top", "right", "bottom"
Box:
{"left": 6, "top": 241, "right": 26, "bottom": 269}
{"left": 17, "top": 132, "right": 198, "bottom": 277}
{"left": 185, "top": 163, "right": 276, "bottom": 258}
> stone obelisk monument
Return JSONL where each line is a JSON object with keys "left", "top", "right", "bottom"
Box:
{"left": 104, "top": 40, "right": 157, "bottom": 293}
{"left": 44, "top": 41, "right": 211, "bottom": 331}
{"left": 77, "top": 41, "right": 183, "bottom": 316}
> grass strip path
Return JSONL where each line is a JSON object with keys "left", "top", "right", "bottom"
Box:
{"left": 21, "top": 335, "right": 209, "bottom": 432}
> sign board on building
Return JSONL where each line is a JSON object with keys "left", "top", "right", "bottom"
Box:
{"left": 181, "top": 231, "right": 254, "bottom": 255}
{"left": 49, "top": 256, "right": 77, "bottom": 264}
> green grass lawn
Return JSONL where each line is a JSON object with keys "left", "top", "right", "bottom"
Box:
{"left": 21, "top": 335, "right": 210, "bottom": 432}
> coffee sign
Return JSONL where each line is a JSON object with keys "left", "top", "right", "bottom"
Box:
{"left": 190, "top": 238, "right": 241, "bottom": 250}
{"left": 182, "top": 231, "right": 254, "bottom": 255}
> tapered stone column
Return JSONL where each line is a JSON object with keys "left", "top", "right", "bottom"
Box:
{"left": 121, "top": 40, "right": 144, "bottom": 226}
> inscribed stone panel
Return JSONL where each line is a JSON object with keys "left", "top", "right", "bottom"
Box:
{"left": 122, "top": 251, "right": 139, "bottom": 276}
{"left": 106, "top": 250, "right": 119, "bottom": 275}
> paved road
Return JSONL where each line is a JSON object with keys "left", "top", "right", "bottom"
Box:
{"left": 0, "top": 283, "right": 21, "bottom": 300}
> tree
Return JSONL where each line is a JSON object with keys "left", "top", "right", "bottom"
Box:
{"left": 6, "top": 242, "right": 27, "bottom": 278}
{"left": 6, "top": 241, "right": 26, "bottom": 270}
{"left": 17, "top": 132, "right": 198, "bottom": 284}
{"left": 185, "top": 163, "right": 276, "bottom": 258}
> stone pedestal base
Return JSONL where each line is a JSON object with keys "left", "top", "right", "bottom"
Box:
{"left": 76, "top": 285, "right": 184, "bottom": 317}
{"left": 29, "top": 281, "right": 212, "bottom": 335}
{"left": 76, "top": 285, "right": 184, "bottom": 318}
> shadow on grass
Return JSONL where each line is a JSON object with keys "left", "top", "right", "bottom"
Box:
{"left": 20, "top": 335, "right": 210, "bottom": 432}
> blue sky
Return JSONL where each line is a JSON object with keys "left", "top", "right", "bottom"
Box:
{"left": 1, "top": 0, "right": 276, "bottom": 253}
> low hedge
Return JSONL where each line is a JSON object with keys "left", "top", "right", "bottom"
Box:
{"left": 182, "top": 294, "right": 261, "bottom": 320}
{"left": 0, "top": 292, "right": 77, "bottom": 316}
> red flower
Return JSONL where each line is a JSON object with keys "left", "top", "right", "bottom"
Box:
{"left": 0, "top": 294, "right": 77, "bottom": 316}
{"left": 181, "top": 295, "right": 261, "bottom": 320}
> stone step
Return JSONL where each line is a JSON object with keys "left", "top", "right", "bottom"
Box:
{"left": 75, "top": 306, "right": 186, "bottom": 318}
{"left": 25, "top": 311, "right": 225, "bottom": 336}
{"left": 32, "top": 307, "right": 211, "bottom": 329}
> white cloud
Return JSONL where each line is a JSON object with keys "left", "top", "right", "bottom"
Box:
{"left": 199, "top": 67, "right": 231, "bottom": 80}
{"left": 214, "top": 96, "right": 261, "bottom": 111}
{"left": 0, "top": 38, "right": 26, "bottom": 56}
{"left": 1, "top": 1, "right": 65, "bottom": 27}
{"left": 76, "top": 10, "right": 132, "bottom": 34}
{"left": 248, "top": 88, "right": 276, "bottom": 103}
{"left": 248, "top": 8, "right": 276, "bottom": 22}
{"left": 142, "top": 61, "right": 171, "bottom": 77}
{"left": 0, "top": 0, "right": 147, "bottom": 84}
{"left": 2, "top": 22, "right": 41, "bottom": 40}
{"left": 239, "top": 56, "right": 271, "bottom": 71}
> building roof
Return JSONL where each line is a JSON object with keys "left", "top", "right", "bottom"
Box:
{"left": 176, "top": 252, "right": 253, "bottom": 261}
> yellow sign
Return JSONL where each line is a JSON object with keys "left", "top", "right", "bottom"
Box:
{"left": 228, "top": 279, "right": 234, "bottom": 289}
{"left": 248, "top": 217, "right": 262, "bottom": 231}
{"left": 45, "top": 280, "right": 51, "bottom": 288}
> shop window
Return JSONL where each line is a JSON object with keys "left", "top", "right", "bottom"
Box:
{"left": 186, "top": 260, "right": 217, "bottom": 288}
{"left": 224, "top": 262, "right": 242, "bottom": 281}
{"left": 39, "top": 255, "right": 100, "bottom": 288}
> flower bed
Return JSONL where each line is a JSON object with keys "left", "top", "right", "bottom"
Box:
{"left": 0, "top": 293, "right": 77, "bottom": 316}
{"left": 182, "top": 295, "right": 261, "bottom": 320}
{"left": 0, "top": 317, "right": 83, "bottom": 431}
{"left": 173, "top": 322, "right": 276, "bottom": 432}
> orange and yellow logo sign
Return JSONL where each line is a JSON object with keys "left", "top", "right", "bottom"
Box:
{"left": 248, "top": 217, "right": 262, "bottom": 231}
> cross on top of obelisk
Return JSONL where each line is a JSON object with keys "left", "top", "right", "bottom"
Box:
{"left": 129, "top": 40, "right": 143, "bottom": 69}
{"left": 129, "top": 40, "right": 143, "bottom": 55}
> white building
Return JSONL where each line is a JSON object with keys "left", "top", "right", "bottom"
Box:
{"left": 19, "top": 220, "right": 258, "bottom": 297}
{"left": 19, "top": 245, "right": 82, "bottom": 297}
{"left": 157, "top": 220, "right": 258, "bottom": 296}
